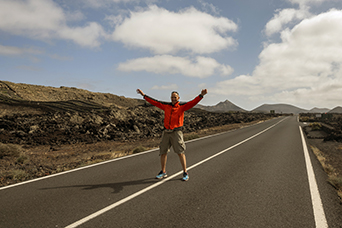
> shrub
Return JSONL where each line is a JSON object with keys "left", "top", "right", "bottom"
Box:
{"left": 329, "top": 176, "right": 342, "bottom": 189}
{"left": 16, "top": 153, "right": 29, "bottom": 164}
{"left": 184, "top": 134, "right": 199, "bottom": 141}
{"left": 0, "top": 143, "right": 22, "bottom": 159}
{"left": 300, "top": 116, "right": 310, "bottom": 122}
{"left": 10, "top": 169, "right": 29, "bottom": 181}
{"left": 133, "top": 146, "right": 146, "bottom": 154}
{"left": 309, "top": 122, "right": 322, "bottom": 131}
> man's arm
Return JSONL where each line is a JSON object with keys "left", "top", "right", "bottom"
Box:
{"left": 136, "top": 89, "right": 166, "bottom": 110}
{"left": 137, "top": 89, "right": 145, "bottom": 96}
{"left": 181, "top": 89, "right": 208, "bottom": 111}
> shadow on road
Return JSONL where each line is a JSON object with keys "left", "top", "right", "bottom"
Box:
{"left": 39, "top": 177, "right": 177, "bottom": 194}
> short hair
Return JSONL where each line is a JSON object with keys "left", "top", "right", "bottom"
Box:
{"left": 171, "top": 91, "right": 179, "bottom": 96}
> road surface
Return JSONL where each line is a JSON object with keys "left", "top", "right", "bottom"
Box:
{"left": 1, "top": 116, "right": 342, "bottom": 227}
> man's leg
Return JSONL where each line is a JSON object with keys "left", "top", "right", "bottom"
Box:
{"left": 159, "top": 131, "right": 170, "bottom": 173}
{"left": 161, "top": 154, "right": 167, "bottom": 173}
{"left": 177, "top": 153, "right": 187, "bottom": 173}
{"left": 172, "top": 131, "right": 187, "bottom": 173}
{"left": 178, "top": 153, "right": 189, "bottom": 181}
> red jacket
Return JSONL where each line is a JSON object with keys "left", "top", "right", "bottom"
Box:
{"left": 144, "top": 94, "right": 203, "bottom": 130}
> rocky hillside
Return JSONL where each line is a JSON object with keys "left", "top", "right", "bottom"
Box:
{"left": 0, "top": 80, "right": 141, "bottom": 109}
{"left": 0, "top": 103, "right": 275, "bottom": 146}
{"left": 310, "top": 107, "right": 331, "bottom": 113}
{"left": 0, "top": 81, "right": 278, "bottom": 146}
{"left": 329, "top": 106, "right": 342, "bottom": 113}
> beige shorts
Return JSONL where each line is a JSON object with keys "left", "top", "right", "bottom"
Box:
{"left": 159, "top": 130, "right": 186, "bottom": 155}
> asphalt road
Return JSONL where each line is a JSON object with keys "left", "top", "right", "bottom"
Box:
{"left": 1, "top": 116, "right": 342, "bottom": 227}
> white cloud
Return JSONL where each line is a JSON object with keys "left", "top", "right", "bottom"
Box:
{"left": 65, "top": 10, "right": 86, "bottom": 22}
{"left": 0, "top": 0, "right": 105, "bottom": 48}
{"left": 58, "top": 22, "right": 105, "bottom": 47}
{"left": 212, "top": 9, "right": 342, "bottom": 109}
{"left": 16, "top": 65, "right": 42, "bottom": 72}
{"left": 151, "top": 84, "right": 178, "bottom": 90}
{"left": 0, "top": 44, "right": 73, "bottom": 61}
{"left": 265, "top": 0, "right": 334, "bottom": 37}
{"left": 117, "top": 55, "right": 234, "bottom": 78}
{"left": 49, "top": 54, "right": 73, "bottom": 61}
{"left": 105, "top": 15, "right": 125, "bottom": 27}
{"left": 111, "top": 5, "right": 238, "bottom": 54}
{"left": 80, "top": 0, "right": 156, "bottom": 8}
{"left": 198, "top": 83, "right": 207, "bottom": 88}
{"left": 288, "top": 0, "right": 328, "bottom": 7}
{"left": 197, "top": 0, "right": 221, "bottom": 15}
{"left": 0, "top": 45, "right": 43, "bottom": 56}
{"left": 265, "top": 8, "right": 310, "bottom": 37}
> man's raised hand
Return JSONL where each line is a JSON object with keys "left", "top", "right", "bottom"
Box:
{"left": 137, "top": 89, "right": 145, "bottom": 96}
{"left": 201, "top": 89, "right": 208, "bottom": 96}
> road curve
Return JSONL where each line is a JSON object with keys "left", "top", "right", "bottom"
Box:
{"left": 1, "top": 116, "right": 342, "bottom": 227}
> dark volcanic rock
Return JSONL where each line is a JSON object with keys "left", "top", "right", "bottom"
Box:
{"left": 0, "top": 105, "right": 274, "bottom": 146}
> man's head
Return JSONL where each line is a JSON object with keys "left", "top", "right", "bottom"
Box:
{"left": 171, "top": 91, "right": 180, "bottom": 105}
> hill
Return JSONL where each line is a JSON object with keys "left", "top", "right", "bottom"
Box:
{"left": 329, "top": 106, "right": 342, "bottom": 113}
{"left": 0, "top": 80, "right": 141, "bottom": 109}
{"left": 196, "top": 100, "right": 246, "bottom": 112}
{"left": 309, "top": 107, "right": 331, "bottom": 113}
{"left": 0, "top": 80, "right": 146, "bottom": 116}
{"left": 196, "top": 100, "right": 333, "bottom": 114}
{"left": 251, "top": 104, "right": 307, "bottom": 114}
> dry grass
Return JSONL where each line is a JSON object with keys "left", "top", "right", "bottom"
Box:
{"left": 310, "top": 145, "right": 342, "bottom": 202}
{"left": 309, "top": 122, "right": 322, "bottom": 131}
{"left": 0, "top": 143, "right": 22, "bottom": 158}
{"left": 328, "top": 176, "right": 342, "bottom": 199}
{"left": 310, "top": 146, "right": 335, "bottom": 175}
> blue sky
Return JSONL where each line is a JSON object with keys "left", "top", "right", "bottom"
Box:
{"left": 1, "top": 0, "right": 342, "bottom": 110}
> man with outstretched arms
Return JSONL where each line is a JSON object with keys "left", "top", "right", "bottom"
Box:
{"left": 137, "top": 89, "right": 208, "bottom": 181}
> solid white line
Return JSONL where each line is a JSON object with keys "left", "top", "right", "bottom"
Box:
{"left": 65, "top": 118, "right": 286, "bottom": 228}
{"left": 299, "top": 127, "right": 328, "bottom": 228}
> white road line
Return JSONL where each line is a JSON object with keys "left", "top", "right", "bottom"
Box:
{"left": 65, "top": 118, "right": 286, "bottom": 228}
{"left": 299, "top": 127, "right": 328, "bottom": 228}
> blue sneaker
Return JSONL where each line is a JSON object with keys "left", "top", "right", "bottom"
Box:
{"left": 182, "top": 172, "right": 189, "bottom": 181}
{"left": 156, "top": 171, "right": 167, "bottom": 179}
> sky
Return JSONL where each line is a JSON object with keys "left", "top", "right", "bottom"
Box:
{"left": 1, "top": 0, "right": 342, "bottom": 111}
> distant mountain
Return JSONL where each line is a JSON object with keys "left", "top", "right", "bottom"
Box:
{"left": 251, "top": 104, "right": 307, "bottom": 114}
{"left": 196, "top": 101, "right": 335, "bottom": 114}
{"left": 328, "top": 106, "right": 342, "bottom": 113}
{"left": 309, "top": 107, "right": 331, "bottom": 113}
{"left": 196, "top": 100, "right": 246, "bottom": 112}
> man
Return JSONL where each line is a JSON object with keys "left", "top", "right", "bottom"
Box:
{"left": 136, "top": 88, "right": 207, "bottom": 181}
